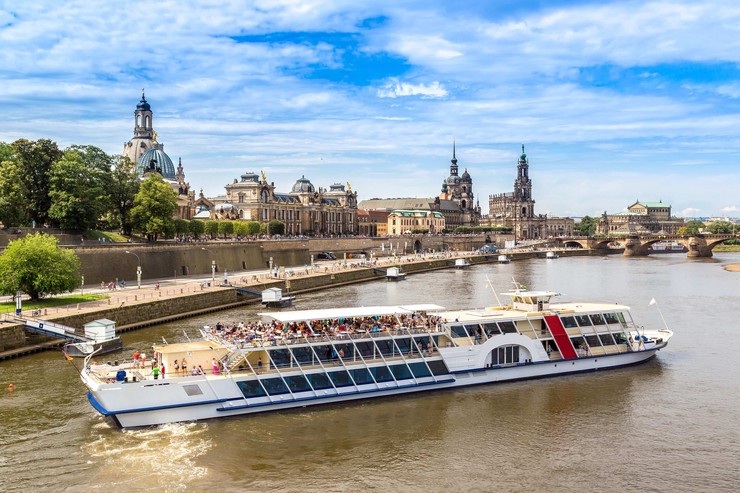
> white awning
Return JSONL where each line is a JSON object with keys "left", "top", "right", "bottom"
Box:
{"left": 260, "top": 304, "right": 446, "bottom": 323}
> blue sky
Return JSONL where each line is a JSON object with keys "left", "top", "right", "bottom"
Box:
{"left": 1, "top": 0, "right": 739, "bottom": 218}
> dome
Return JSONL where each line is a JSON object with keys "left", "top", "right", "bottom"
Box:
{"left": 136, "top": 95, "right": 151, "bottom": 111}
{"left": 137, "top": 148, "right": 176, "bottom": 179}
{"left": 461, "top": 168, "right": 471, "bottom": 182}
{"left": 446, "top": 175, "right": 461, "bottom": 185}
{"left": 240, "top": 171, "right": 260, "bottom": 183}
{"left": 292, "top": 175, "right": 315, "bottom": 193}
{"left": 214, "top": 203, "right": 237, "bottom": 211}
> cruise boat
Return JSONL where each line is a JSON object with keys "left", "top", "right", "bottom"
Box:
{"left": 81, "top": 289, "right": 673, "bottom": 428}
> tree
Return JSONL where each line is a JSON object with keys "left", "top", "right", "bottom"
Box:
{"left": 189, "top": 219, "right": 205, "bottom": 238}
{"left": 12, "top": 139, "right": 62, "bottom": 225}
{"left": 130, "top": 174, "right": 177, "bottom": 241}
{"left": 0, "top": 233, "right": 80, "bottom": 300}
{"left": 205, "top": 220, "right": 219, "bottom": 238}
{"left": 218, "top": 220, "right": 234, "bottom": 239}
{"left": 0, "top": 157, "right": 29, "bottom": 227}
{"left": 174, "top": 219, "right": 190, "bottom": 235}
{"left": 677, "top": 220, "right": 704, "bottom": 235}
{"left": 245, "top": 221, "right": 261, "bottom": 236}
{"left": 48, "top": 147, "right": 110, "bottom": 231}
{"left": 576, "top": 215, "right": 598, "bottom": 236}
{"left": 707, "top": 221, "right": 733, "bottom": 234}
{"left": 268, "top": 220, "right": 285, "bottom": 236}
{"left": 234, "top": 221, "right": 248, "bottom": 236}
{"left": 106, "top": 156, "right": 140, "bottom": 235}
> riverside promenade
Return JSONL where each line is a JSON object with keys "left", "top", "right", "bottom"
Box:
{"left": 0, "top": 247, "right": 595, "bottom": 360}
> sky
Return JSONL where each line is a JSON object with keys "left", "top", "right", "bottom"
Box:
{"left": 1, "top": 0, "right": 739, "bottom": 219}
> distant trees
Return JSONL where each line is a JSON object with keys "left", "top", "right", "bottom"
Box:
{"left": 677, "top": 220, "right": 704, "bottom": 235}
{"left": 0, "top": 233, "right": 80, "bottom": 300}
{"left": 107, "top": 156, "right": 140, "bottom": 235}
{"left": 706, "top": 221, "right": 734, "bottom": 234}
{"left": 218, "top": 220, "right": 234, "bottom": 238}
{"left": 130, "top": 174, "right": 177, "bottom": 241}
{"left": 189, "top": 219, "right": 205, "bottom": 239}
{"left": 205, "top": 220, "right": 219, "bottom": 238}
{"left": 267, "top": 220, "right": 285, "bottom": 235}
{"left": 576, "top": 216, "right": 598, "bottom": 236}
{"left": 245, "top": 221, "right": 261, "bottom": 236}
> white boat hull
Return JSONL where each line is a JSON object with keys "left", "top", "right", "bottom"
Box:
{"left": 88, "top": 347, "right": 662, "bottom": 428}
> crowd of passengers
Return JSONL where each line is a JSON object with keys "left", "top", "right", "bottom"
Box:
{"left": 204, "top": 312, "right": 444, "bottom": 347}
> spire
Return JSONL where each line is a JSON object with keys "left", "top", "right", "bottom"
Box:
{"left": 451, "top": 139, "right": 457, "bottom": 165}
{"left": 142, "top": 88, "right": 145, "bottom": 101}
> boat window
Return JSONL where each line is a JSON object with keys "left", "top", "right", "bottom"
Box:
{"left": 291, "top": 347, "right": 313, "bottom": 366}
{"left": 449, "top": 324, "right": 469, "bottom": 338}
{"left": 413, "top": 336, "right": 429, "bottom": 351}
{"left": 335, "top": 343, "right": 354, "bottom": 360}
{"left": 370, "top": 366, "right": 394, "bottom": 382}
{"left": 575, "top": 315, "right": 592, "bottom": 327}
{"left": 262, "top": 378, "right": 290, "bottom": 396}
{"left": 270, "top": 349, "right": 291, "bottom": 368}
{"left": 350, "top": 368, "right": 373, "bottom": 385}
{"left": 464, "top": 324, "right": 482, "bottom": 340}
{"left": 427, "top": 360, "right": 449, "bottom": 376}
{"left": 585, "top": 335, "right": 601, "bottom": 348}
{"left": 285, "top": 375, "right": 311, "bottom": 392}
{"left": 355, "top": 341, "right": 373, "bottom": 357}
{"left": 237, "top": 380, "right": 266, "bottom": 398}
{"left": 603, "top": 313, "right": 620, "bottom": 324}
{"left": 599, "top": 334, "right": 616, "bottom": 346}
{"left": 391, "top": 364, "right": 412, "bottom": 380}
{"left": 570, "top": 336, "right": 586, "bottom": 351}
{"left": 613, "top": 332, "right": 629, "bottom": 344}
{"left": 561, "top": 316, "right": 577, "bottom": 328}
{"left": 616, "top": 312, "right": 627, "bottom": 325}
{"left": 590, "top": 314, "right": 606, "bottom": 325}
{"left": 317, "top": 345, "right": 338, "bottom": 363}
{"left": 307, "top": 372, "right": 333, "bottom": 390}
{"left": 481, "top": 323, "right": 500, "bottom": 336}
{"left": 499, "top": 321, "right": 518, "bottom": 334}
{"left": 523, "top": 297, "right": 533, "bottom": 304}
{"left": 374, "top": 339, "right": 394, "bottom": 356}
{"left": 409, "top": 362, "right": 431, "bottom": 378}
{"left": 395, "top": 338, "right": 411, "bottom": 353}
{"left": 328, "top": 370, "right": 352, "bottom": 387}
{"left": 491, "top": 345, "right": 520, "bottom": 365}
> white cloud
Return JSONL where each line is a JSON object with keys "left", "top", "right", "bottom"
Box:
{"left": 720, "top": 205, "right": 739, "bottom": 213}
{"left": 377, "top": 79, "right": 447, "bottom": 98}
{"left": 681, "top": 208, "right": 701, "bottom": 217}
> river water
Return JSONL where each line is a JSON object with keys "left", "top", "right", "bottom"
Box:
{"left": 1, "top": 254, "right": 739, "bottom": 492}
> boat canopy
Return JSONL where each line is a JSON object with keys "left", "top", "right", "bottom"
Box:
{"left": 261, "top": 304, "right": 446, "bottom": 323}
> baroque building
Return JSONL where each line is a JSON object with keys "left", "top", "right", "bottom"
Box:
{"left": 122, "top": 91, "right": 195, "bottom": 219}
{"left": 483, "top": 145, "right": 574, "bottom": 239}
{"left": 197, "top": 171, "right": 358, "bottom": 235}
{"left": 433, "top": 142, "right": 481, "bottom": 228}
{"left": 596, "top": 200, "right": 684, "bottom": 235}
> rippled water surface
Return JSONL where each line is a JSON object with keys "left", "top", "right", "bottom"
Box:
{"left": 1, "top": 254, "right": 739, "bottom": 492}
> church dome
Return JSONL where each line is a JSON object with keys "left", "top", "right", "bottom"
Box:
{"left": 461, "top": 168, "right": 471, "bottom": 182}
{"left": 136, "top": 95, "right": 151, "bottom": 111}
{"left": 137, "top": 148, "right": 176, "bottom": 179}
{"left": 292, "top": 175, "right": 315, "bottom": 193}
{"left": 447, "top": 174, "right": 461, "bottom": 185}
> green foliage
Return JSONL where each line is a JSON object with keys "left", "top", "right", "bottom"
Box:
{"left": 205, "top": 220, "right": 219, "bottom": 237}
{"left": 677, "top": 220, "right": 704, "bottom": 235}
{"left": 234, "top": 221, "right": 248, "bottom": 236}
{"left": 174, "top": 219, "right": 190, "bottom": 235}
{"left": 48, "top": 147, "right": 111, "bottom": 231}
{"left": 245, "top": 221, "right": 261, "bottom": 236}
{"left": 130, "top": 174, "right": 177, "bottom": 241}
{"left": 189, "top": 219, "right": 205, "bottom": 237}
{"left": 12, "top": 139, "right": 62, "bottom": 225}
{"left": 106, "top": 156, "right": 140, "bottom": 235}
{"left": 259, "top": 222, "right": 269, "bottom": 235}
{"left": 218, "top": 220, "right": 234, "bottom": 238}
{"left": 0, "top": 294, "right": 108, "bottom": 314}
{"left": 0, "top": 157, "right": 29, "bottom": 227}
{"left": 410, "top": 229, "right": 429, "bottom": 234}
{"left": 82, "top": 230, "right": 127, "bottom": 242}
{"left": 0, "top": 233, "right": 80, "bottom": 300}
{"left": 455, "top": 226, "right": 512, "bottom": 233}
{"left": 576, "top": 215, "right": 598, "bottom": 236}
{"left": 706, "top": 221, "right": 734, "bottom": 234}
{"left": 268, "top": 220, "right": 285, "bottom": 235}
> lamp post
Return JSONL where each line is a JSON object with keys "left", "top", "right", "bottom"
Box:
{"left": 125, "top": 250, "right": 141, "bottom": 289}
{"left": 202, "top": 247, "right": 215, "bottom": 284}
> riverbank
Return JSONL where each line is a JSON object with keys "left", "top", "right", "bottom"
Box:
{"left": 723, "top": 263, "right": 740, "bottom": 272}
{"left": 0, "top": 248, "right": 602, "bottom": 360}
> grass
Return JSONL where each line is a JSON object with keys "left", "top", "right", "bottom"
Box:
{"left": 0, "top": 293, "right": 108, "bottom": 314}
{"left": 714, "top": 245, "right": 740, "bottom": 252}
{"left": 82, "top": 230, "right": 130, "bottom": 243}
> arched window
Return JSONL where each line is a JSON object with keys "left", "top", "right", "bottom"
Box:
{"left": 136, "top": 114, "right": 140, "bottom": 127}
{"left": 261, "top": 190, "right": 268, "bottom": 203}
{"left": 461, "top": 200, "right": 467, "bottom": 209}
{"left": 145, "top": 115, "right": 151, "bottom": 128}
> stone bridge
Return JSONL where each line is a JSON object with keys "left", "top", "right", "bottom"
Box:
{"left": 552, "top": 234, "right": 739, "bottom": 257}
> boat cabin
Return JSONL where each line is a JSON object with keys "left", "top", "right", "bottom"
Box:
{"left": 502, "top": 290, "right": 558, "bottom": 313}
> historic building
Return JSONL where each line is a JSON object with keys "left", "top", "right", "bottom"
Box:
{"left": 483, "top": 145, "right": 574, "bottom": 239}
{"left": 433, "top": 142, "right": 481, "bottom": 228}
{"left": 387, "top": 210, "right": 445, "bottom": 235}
{"left": 358, "top": 209, "right": 391, "bottom": 236}
{"left": 596, "top": 200, "right": 684, "bottom": 235}
{"left": 197, "top": 171, "right": 358, "bottom": 235}
{"left": 122, "top": 91, "right": 195, "bottom": 219}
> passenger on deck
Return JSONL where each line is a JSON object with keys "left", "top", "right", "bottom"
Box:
{"left": 181, "top": 358, "right": 188, "bottom": 375}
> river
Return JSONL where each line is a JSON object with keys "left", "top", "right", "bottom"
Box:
{"left": 1, "top": 253, "right": 739, "bottom": 492}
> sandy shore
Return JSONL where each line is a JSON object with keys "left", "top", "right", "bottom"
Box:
{"left": 723, "top": 263, "right": 740, "bottom": 272}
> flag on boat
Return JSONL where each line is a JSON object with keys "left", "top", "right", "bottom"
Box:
{"left": 649, "top": 298, "right": 657, "bottom": 306}
{"left": 62, "top": 350, "right": 73, "bottom": 361}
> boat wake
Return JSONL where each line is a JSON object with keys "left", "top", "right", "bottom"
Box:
{"left": 82, "top": 422, "right": 211, "bottom": 492}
